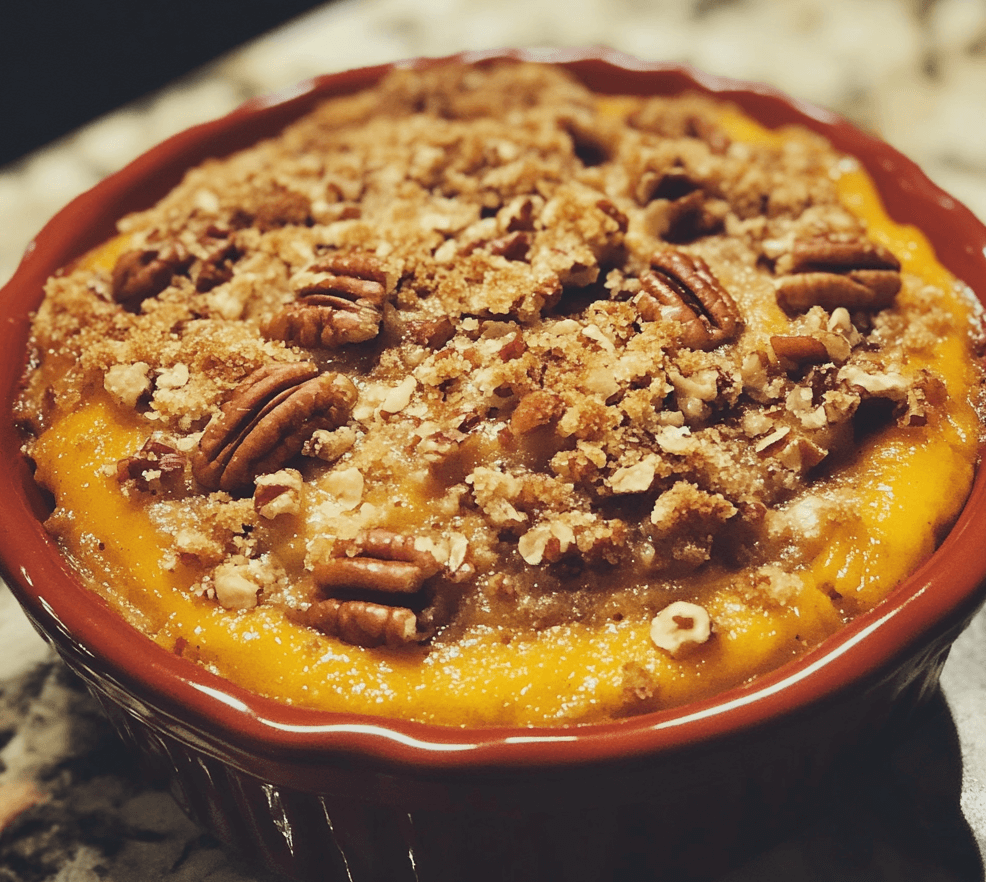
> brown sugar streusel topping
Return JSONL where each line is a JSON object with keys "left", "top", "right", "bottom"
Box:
{"left": 16, "top": 61, "right": 974, "bottom": 655}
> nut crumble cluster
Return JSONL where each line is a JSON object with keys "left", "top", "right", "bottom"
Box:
{"left": 16, "top": 62, "right": 984, "bottom": 718}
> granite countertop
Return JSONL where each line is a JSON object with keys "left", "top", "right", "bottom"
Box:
{"left": 3, "top": 0, "right": 986, "bottom": 878}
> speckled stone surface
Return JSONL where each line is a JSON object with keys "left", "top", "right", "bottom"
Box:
{"left": 3, "top": 0, "right": 986, "bottom": 878}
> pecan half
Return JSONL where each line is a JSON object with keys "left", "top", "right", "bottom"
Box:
{"left": 787, "top": 238, "right": 902, "bottom": 274}
{"left": 302, "top": 529, "right": 443, "bottom": 648}
{"left": 111, "top": 243, "right": 191, "bottom": 305}
{"left": 776, "top": 237, "right": 901, "bottom": 313}
{"left": 192, "top": 362, "right": 357, "bottom": 492}
{"left": 776, "top": 272, "right": 901, "bottom": 313}
{"left": 263, "top": 253, "right": 389, "bottom": 348}
{"left": 314, "top": 529, "right": 442, "bottom": 595}
{"left": 637, "top": 250, "right": 742, "bottom": 349}
{"left": 291, "top": 598, "right": 419, "bottom": 649}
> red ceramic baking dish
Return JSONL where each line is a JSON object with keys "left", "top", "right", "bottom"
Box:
{"left": 2, "top": 48, "right": 986, "bottom": 881}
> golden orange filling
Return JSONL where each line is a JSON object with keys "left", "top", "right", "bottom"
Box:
{"left": 18, "top": 63, "right": 985, "bottom": 726}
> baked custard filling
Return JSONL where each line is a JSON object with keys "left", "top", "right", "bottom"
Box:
{"left": 16, "top": 63, "right": 986, "bottom": 726}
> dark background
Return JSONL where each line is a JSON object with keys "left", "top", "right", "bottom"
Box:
{"left": 0, "top": 1, "right": 328, "bottom": 167}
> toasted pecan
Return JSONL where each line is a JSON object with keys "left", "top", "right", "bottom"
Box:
{"left": 192, "top": 362, "right": 357, "bottom": 492}
{"left": 291, "top": 598, "right": 420, "bottom": 648}
{"left": 776, "top": 237, "right": 901, "bottom": 313}
{"left": 264, "top": 253, "right": 389, "bottom": 348}
{"left": 638, "top": 249, "right": 742, "bottom": 349}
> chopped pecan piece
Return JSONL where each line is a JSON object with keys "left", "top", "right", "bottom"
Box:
{"left": 900, "top": 372, "right": 949, "bottom": 426}
{"left": 292, "top": 598, "right": 419, "bottom": 648}
{"left": 263, "top": 253, "right": 389, "bottom": 348}
{"left": 192, "top": 362, "right": 357, "bottom": 492}
{"left": 391, "top": 312, "right": 456, "bottom": 350}
{"left": 595, "top": 198, "right": 629, "bottom": 233}
{"left": 637, "top": 249, "right": 742, "bottom": 349}
{"left": 510, "top": 390, "right": 564, "bottom": 434}
{"left": 776, "top": 237, "right": 901, "bottom": 313}
{"left": 489, "top": 231, "right": 532, "bottom": 261}
{"left": 314, "top": 529, "right": 442, "bottom": 595}
{"left": 503, "top": 195, "right": 539, "bottom": 232}
{"left": 770, "top": 335, "right": 830, "bottom": 366}
{"left": 111, "top": 243, "right": 191, "bottom": 305}
{"left": 253, "top": 469, "right": 303, "bottom": 518}
{"left": 117, "top": 434, "right": 186, "bottom": 491}
{"left": 498, "top": 331, "right": 526, "bottom": 361}
{"left": 193, "top": 236, "right": 242, "bottom": 292}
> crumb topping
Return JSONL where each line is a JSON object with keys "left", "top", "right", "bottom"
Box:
{"left": 17, "top": 61, "right": 984, "bottom": 664}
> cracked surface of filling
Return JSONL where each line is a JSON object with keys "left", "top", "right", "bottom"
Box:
{"left": 15, "top": 62, "right": 986, "bottom": 726}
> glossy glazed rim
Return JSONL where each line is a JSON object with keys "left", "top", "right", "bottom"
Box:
{"left": 2, "top": 47, "right": 986, "bottom": 775}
